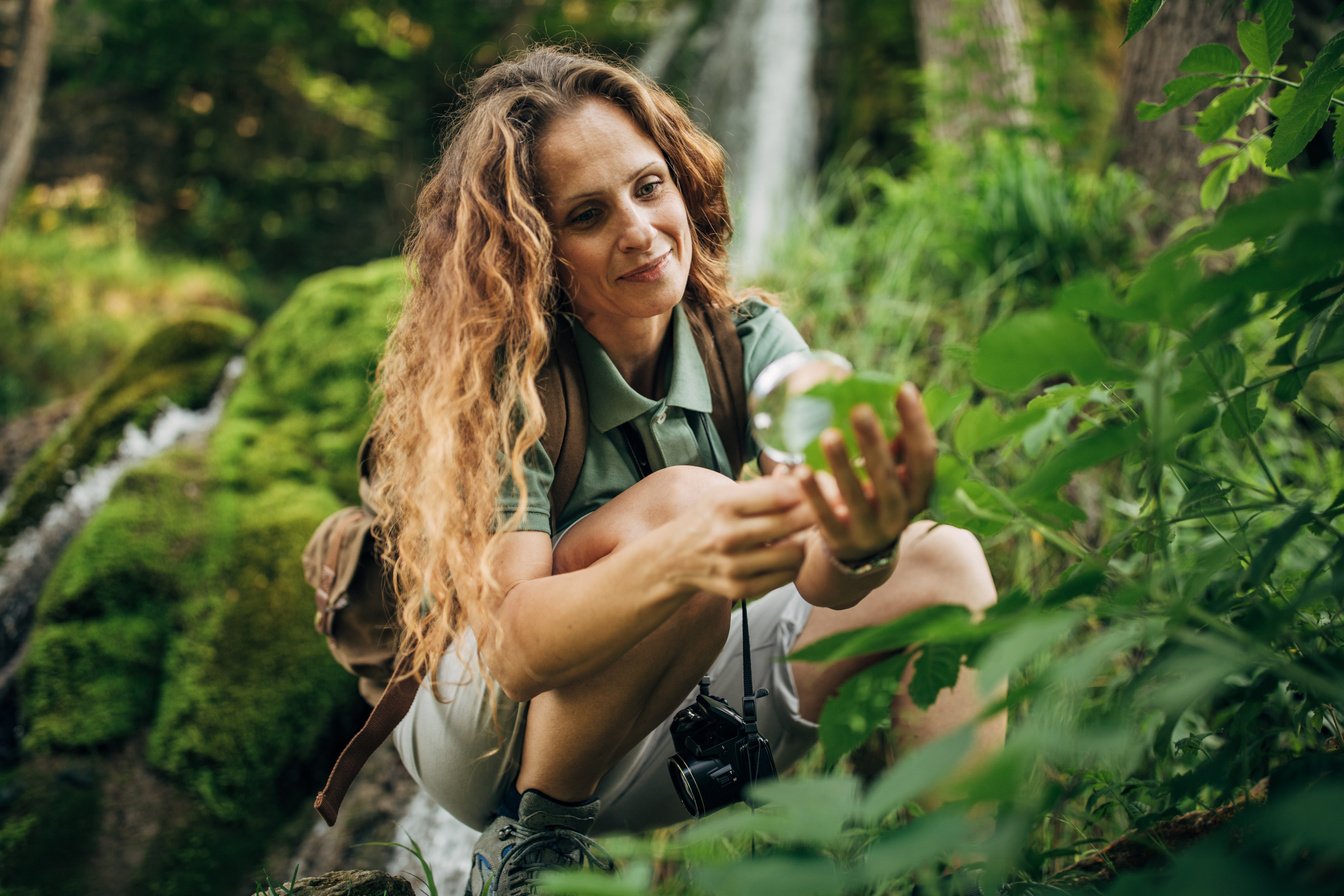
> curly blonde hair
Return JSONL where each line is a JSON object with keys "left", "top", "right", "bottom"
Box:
{"left": 371, "top": 45, "right": 741, "bottom": 692}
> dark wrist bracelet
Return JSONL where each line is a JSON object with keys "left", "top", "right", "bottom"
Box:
{"left": 827, "top": 537, "right": 900, "bottom": 577}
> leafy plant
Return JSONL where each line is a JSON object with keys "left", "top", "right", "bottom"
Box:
{"left": 1133, "top": 0, "right": 1344, "bottom": 208}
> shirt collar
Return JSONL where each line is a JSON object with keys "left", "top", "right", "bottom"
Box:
{"left": 571, "top": 303, "right": 714, "bottom": 433}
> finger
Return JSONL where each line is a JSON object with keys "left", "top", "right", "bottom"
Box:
{"left": 722, "top": 475, "right": 804, "bottom": 516}
{"left": 852, "top": 405, "right": 906, "bottom": 529}
{"left": 896, "top": 382, "right": 937, "bottom": 511}
{"left": 820, "top": 428, "right": 873, "bottom": 525}
{"left": 794, "top": 465, "right": 848, "bottom": 542}
{"left": 718, "top": 501, "right": 815, "bottom": 549}
{"left": 726, "top": 538, "right": 806, "bottom": 578}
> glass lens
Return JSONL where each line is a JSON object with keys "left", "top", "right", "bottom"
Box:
{"left": 749, "top": 350, "right": 854, "bottom": 466}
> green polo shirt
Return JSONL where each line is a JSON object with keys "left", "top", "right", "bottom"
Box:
{"left": 499, "top": 297, "right": 809, "bottom": 533}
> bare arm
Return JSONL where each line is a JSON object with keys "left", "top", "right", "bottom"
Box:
{"left": 480, "top": 475, "right": 814, "bottom": 701}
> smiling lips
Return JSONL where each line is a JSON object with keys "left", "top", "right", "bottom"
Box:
{"left": 618, "top": 250, "right": 671, "bottom": 283}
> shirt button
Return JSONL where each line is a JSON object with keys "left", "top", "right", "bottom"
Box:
{"left": 653, "top": 410, "right": 667, "bottom": 424}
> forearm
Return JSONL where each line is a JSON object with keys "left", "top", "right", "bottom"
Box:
{"left": 488, "top": 525, "right": 699, "bottom": 700}
{"left": 794, "top": 528, "right": 894, "bottom": 611}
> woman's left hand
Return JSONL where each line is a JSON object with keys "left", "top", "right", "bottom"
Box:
{"left": 793, "top": 381, "right": 936, "bottom": 561}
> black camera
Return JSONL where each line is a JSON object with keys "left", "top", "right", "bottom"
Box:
{"left": 667, "top": 676, "right": 777, "bottom": 817}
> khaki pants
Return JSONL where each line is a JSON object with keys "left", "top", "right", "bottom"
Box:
{"left": 392, "top": 584, "right": 819, "bottom": 834}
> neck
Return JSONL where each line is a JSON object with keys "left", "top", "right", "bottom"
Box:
{"left": 582, "top": 310, "right": 673, "bottom": 398}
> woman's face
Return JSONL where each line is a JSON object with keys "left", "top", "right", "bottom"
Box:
{"left": 536, "top": 98, "right": 693, "bottom": 331}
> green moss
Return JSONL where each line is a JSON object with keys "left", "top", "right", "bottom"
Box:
{"left": 210, "top": 258, "right": 405, "bottom": 500}
{"left": 0, "top": 762, "right": 100, "bottom": 896}
{"left": 21, "top": 615, "right": 166, "bottom": 751}
{"left": 147, "top": 481, "right": 351, "bottom": 819}
{"left": 0, "top": 308, "right": 254, "bottom": 547}
{"left": 35, "top": 448, "right": 209, "bottom": 624}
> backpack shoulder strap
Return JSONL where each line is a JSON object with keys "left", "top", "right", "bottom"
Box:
{"left": 686, "top": 303, "right": 747, "bottom": 476}
{"left": 538, "top": 322, "right": 587, "bottom": 532}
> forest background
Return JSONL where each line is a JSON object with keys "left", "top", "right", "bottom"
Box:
{"left": 0, "top": 0, "right": 1342, "bottom": 894}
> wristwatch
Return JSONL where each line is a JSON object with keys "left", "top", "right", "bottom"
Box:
{"left": 828, "top": 537, "right": 900, "bottom": 577}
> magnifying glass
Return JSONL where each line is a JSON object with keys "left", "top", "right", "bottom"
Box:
{"left": 748, "top": 350, "right": 854, "bottom": 466}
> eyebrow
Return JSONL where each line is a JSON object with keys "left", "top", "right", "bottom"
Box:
{"left": 553, "top": 160, "right": 664, "bottom": 210}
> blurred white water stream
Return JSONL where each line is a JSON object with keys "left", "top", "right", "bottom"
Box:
{"left": 0, "top": 357, "right": 245, "bottom": 687}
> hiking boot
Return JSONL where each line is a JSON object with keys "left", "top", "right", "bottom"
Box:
{"left": 465, "top": 790, "right": 614, "bottom": 896}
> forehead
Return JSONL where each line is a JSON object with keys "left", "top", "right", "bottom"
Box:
{"left": 535, "top": 99, "right": 664, "bottom": 203}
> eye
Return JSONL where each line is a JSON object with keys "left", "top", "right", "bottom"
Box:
{"left": 568, "top": 207, "right": 601, "bottom": 227}
{"left": 636, "top": 178, "right": 662, "bottom": 199}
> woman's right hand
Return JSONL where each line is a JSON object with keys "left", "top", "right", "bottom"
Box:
{"left": 660, "top": 474, "right": 814, "bottom": 602}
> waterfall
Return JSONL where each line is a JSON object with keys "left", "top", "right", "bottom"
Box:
{"left": 644, "top": 0, "right": 819, "bottom": 279}
{"left": 0, "top": 357, "right": 245, "bottom": 691}
{"left": 383, "top": 789, "right": 476, "bottom": 894}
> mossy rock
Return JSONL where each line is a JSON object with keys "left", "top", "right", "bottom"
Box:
{"left": 20, "top": 615, "right": 166, "bottom": 751}
{"left": 210, "top": 258, "right": 405, "bottom": 501}
{"left": 34, "top": 448, "right": 210, "bottom": 624}
{"left": 18, "top": 449, "right": 210, "bottom": 754}
{"left": 0, "top": 307, "right": 254, "bottom": 548}
{"left": 147, "top": 480, "right": 351, "bottom": 819}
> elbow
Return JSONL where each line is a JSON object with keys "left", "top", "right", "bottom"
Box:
{"left": 479, "top": 613, "right": 550, "bottom": 703}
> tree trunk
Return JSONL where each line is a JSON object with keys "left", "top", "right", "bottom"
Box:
{"left": 913, "top": 0, "right": 1036, "bottom": 145}
{"left": 0, "top": 0, "right": 55, "bottom": 229}
{"left": 1112, "top": 0, "right": 1246, "bottom": 224}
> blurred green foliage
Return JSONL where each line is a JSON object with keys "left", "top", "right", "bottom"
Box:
{"left": 0, "top": 183, "right": 247, "bottom": 421}
{"left": 36, "top": 0, "right": 665, "bottom": 291}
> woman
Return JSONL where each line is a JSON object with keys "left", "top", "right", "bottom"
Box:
{"left": 371, "top": 46, "right": 1001, "bottom": 896}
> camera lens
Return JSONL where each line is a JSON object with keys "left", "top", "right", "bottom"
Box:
{"left": 668, "top": 755, "right": 714, "bottom": 817}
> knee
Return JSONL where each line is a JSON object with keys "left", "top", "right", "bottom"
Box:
{"left": 897, "top": 521, "right": 997, "bottom": 614}
{"left": 634, "top": 465, "right": 736, "bottom": 527}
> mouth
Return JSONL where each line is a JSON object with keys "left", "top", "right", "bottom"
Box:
{"left": 618, "top": 251, "right": 671, "bottom": 282}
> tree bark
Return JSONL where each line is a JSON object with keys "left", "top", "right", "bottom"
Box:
{"left": 913, "top": 0, "right": 1036, "bottom": 145}
{"left": 0, "top": 0, "right": 55, "bottom": 229}
{"left": 1113, "top": 0, "right": 1248, "bottom": 224}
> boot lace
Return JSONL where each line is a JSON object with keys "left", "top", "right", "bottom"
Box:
{"left": 496, "top": 825, "right": 614, "bottom": 895}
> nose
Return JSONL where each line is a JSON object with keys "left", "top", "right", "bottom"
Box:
{"left": 615, "top": 200, "right": 656, "bottom": 253}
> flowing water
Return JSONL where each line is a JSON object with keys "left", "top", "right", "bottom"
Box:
{"left": 0, "top": 358, "right": 245, "bottom": 692}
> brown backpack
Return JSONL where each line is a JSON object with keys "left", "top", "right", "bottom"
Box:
{"left": 309, "top": 305, "right": 748, "bottom": 825}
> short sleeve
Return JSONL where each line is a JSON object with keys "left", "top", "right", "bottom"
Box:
{"left": 496, "top": 440, "right": 554, "bottom": 533}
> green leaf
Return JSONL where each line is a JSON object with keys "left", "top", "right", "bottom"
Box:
{"left": 1220, "top": 389, "right": 1266, "bottom": 439}
{"left": 859, "top": 728, "right": 974, "bottom": 823}
{"left": 1201, "top": 158, "right": 1234, "bottom": 210}
{"left": 1014, "top": 423, "right": 1140, "bottom": 502}
{"left": 1267, "top": 31, "right": 1344, "bottom": 168}
{"left": 973, "top": 311, "right": 1126, "bottom": 393}
{"left": 1194, "top": 83, "right": 1267, "bottom": 143}
{"left": 1262, "top": 0, "right": 1294, "bottom": 71}
{"left": 1242, "top": 504, "right": 1315, "bottom": 588}
{"left": 690, "top": 855, "right": 852, "bottom": 896}
{"left": 1238, "top": 20, "right": 1273, "bottom": 73}
{"left": 921, "top": 384, "right": 969, "bottom": 432}
{"left": 744, "top": 775, "right": 863, "bottom": 844}
{"left": 1137, "top": 73, "right": 1225, "bottom": 120}
{"left": 791, "top": 604, "right": 976, "bottom": 663}
{"left": 863, "top": 809, "right": 975, "bottom": 884}
{"left": 818, "top": 652, "right": 910, "bottom": 764}
{"left": 1180, "top": 43, "right": 1242, "bottom": 75}
{"left": 1334, "top": 105, "right": 1344, "bottom": 159}
{"left": 953, "top": 401, "right": 1048, "bottom": 456}
{"left": 1124, "top": 0, "right": 1165, "bottom": 43}
{"left": 1198, "top": 142, "right": 1239, "bottom": 165}
{"left": 796, "top": 373, "right": 901, "bottom": 472}
{"left": 1054, "top": 273, "right": 1151, "bottom": 322}
{"left": 908, "top": 642, "right": 964, "bottom": 709}
{"left": 973, "top": 612, "right": 1082, "bottom": 692}
{"left": 1178, "top": 477, "right": 1232, "bottom": 517}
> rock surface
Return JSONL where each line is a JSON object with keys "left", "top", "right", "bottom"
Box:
{"left": 286, "top": 869, "right": 415, "bottom": 896}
